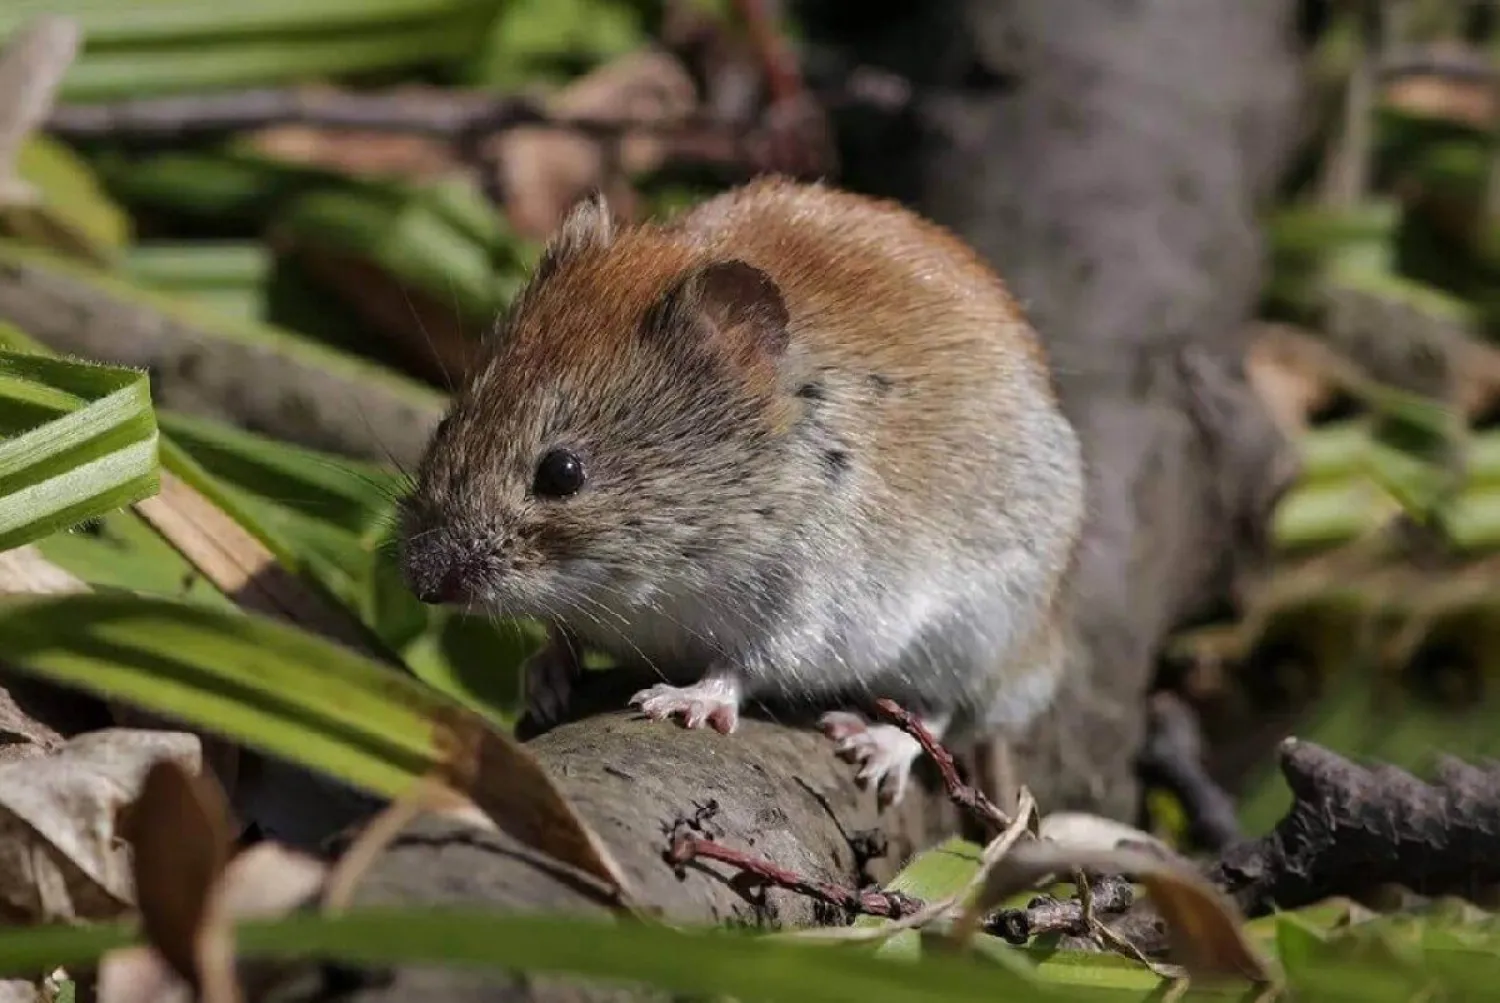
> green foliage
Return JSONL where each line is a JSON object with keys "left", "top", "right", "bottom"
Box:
{"left": 466, "top": 0, "right": 646, "bottom": 87}
{"left": 0, "top": 0, "right": 508, "bottom": 100}
{"left": 0, "top": 342, "right": 158, "bottom": 551}
{"left": 0, "top": 591, "right": 489, "bottom": 796}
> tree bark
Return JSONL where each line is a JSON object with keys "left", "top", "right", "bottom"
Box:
{"left": 255, "top": 3, "right": 1309, "bottom": 1001}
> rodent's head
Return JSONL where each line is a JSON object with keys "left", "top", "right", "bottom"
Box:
{"left": 398, "top": 192, "right": 802, "bottom": 621}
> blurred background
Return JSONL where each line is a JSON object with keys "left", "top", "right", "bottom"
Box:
{"left": 1, "top": 0, "right": 1496, "bottom": 851}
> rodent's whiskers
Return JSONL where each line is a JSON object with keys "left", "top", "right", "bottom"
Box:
{"left": 579, "top": 576, "right": 736, "bottom": 663}
{"left": 399, "top": 279, "right": 458, "bottom": 395}
{"left": 561, "top": 587, "right": 666, "bottom": 680}
{"left": 554, "top": 590, "right": 668, "bottom": 685}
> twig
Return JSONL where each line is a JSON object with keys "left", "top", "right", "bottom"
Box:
{"left": 668, "top": 834, "right": 922, "bottom": 920}
{"left": 987, "top": 873, "right": 1134, "bottom": 944}
{"left": 872, "top": 698, "right": 1011, "bottom": 834}
{"left": 1137, "top": 692, "right": 1241, "bottom": 852}
{"left": 1209, "top": 738, "right": 1500, "bottom": 917}
{"left": 730, "top": 0, "right": 805, "bottom": 106}
{"left": 46, "top": 87, "right": 726, "bottom": 145}
{"left": 796, "top": 787, "right": 1040, "bottom": 946}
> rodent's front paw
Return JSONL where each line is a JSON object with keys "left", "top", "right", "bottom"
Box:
{"left": 628, "top": 677, "right": 741, "bottom": 734}
{"left": 819, "top": 711, "right": 924, "bottom": 807}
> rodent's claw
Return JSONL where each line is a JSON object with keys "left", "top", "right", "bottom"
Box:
{"left": 817, "top": 712, "right": 922, "bottom": 807}
{"left": 628, "top": 680, "right": 741, "bottom": 734}
{"left": 817, "top": 711, "right": 869, "bottom": 743}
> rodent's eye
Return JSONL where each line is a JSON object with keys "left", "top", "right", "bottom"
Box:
{"left": 533, "top": 448, "right": 587, "bottom": 498}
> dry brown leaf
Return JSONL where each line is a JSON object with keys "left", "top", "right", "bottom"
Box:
{"left": 124, "top": 759, "right": 235, "bottom": 987}
{"left": 1036, "top": 813, "right": 1173, "bottom": 857}
{"left": 215, "top": 841, "right": 328, "bottom": 919}
{"left": 0, "top": 14, "right": 80, "bottom": 205}
{"left": 957, "top": 840, "right": 1276, "bottom": 985}
{"left": 135, "top": 470, "right": 386, "bottom": 658}
{"left": 0, "top": 729, "right": 200, "bottom": 922}
{"left": 0, "top": 545, "right": 86, "bottom": 597}
{"left": 1383, "top": 42, "right": 1495, "bottom": 130}
{"left": 0, "top": 651, "right": 69, "bottom": 766}
{"left": 490, "top": 49, "right": 698, "bottom": 237}
{"left": 111, "top": 760, "right": 330, "bottom": 1003}
{"left": 96, "top": 841, "right": 328, "bottom": 1003}
{"left": 246, "top": 86, "right": 465, "bottom": 183}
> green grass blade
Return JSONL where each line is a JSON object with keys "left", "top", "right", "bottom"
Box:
{"left": 0, "top": 592, "right": 460, "bottom": 798}
{"left": 232, "top": 910, "right": 1040, "bottom": 1003}
{"left": 0, "top": 348, "right": 159, "bottom": 551}
{"left": 48, "top": 15, "right": 496, "bottom": 101}
{"left": 1, "top": 0, "right": 495, "bottom": 46}
{"left": 0, "top": 921, "right": 135, "bottom": 976}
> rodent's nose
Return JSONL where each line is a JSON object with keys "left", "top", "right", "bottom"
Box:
{"left": 412, "top": 566, "right": 469, "bottom": 605}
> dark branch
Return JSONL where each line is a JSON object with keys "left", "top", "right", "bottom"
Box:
{"left": 988, "top": 874, "right": 1135, "bottom": 945}
{"left": 1209, "top": 738, "right": 1500, "bottom": 917}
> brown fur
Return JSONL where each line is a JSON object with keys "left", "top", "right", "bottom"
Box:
{"left": 400, "top": 177, "right": 1085, "bottom": 734}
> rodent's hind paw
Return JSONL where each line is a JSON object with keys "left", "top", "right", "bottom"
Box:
{"left": 629, "top": 678, "right": 741, "bottom": 734}
{"left": 818, "top": 712, "right": 923, "bottom": 807}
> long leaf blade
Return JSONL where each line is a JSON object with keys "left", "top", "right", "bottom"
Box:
{"left": 0, "top": 347, "right": 158, "bottom": 551}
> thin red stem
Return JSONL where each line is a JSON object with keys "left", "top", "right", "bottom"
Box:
{"left": 872, "top": 698, "right": 1012, "bottom": 834}
{"left": 669, "top": 834, "right": 920, "bottom": 919}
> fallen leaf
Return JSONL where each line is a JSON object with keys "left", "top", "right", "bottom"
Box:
{"left": 96, "top": 843, "right": 328, "bottom": 1003}
{"left": 0, "top": 545, "right": 86, "bottom": 597}
{"left": 124, "top": 760, "right": 235, "bottom": 987}
{"left": 245, "top": 85, "right": 465, "bottom": 183}
{"left": 1037, "top": 812, "right": 1173, "bottom": 857}
{"left": 0, "top": 14, "right": 80, "bottom": 206}
{"left": 215, "top": 842, "right": 328, "bottom": 920}
{"left": 958, "top": 840, "right": 1276, "bottom": 985}
{"left": 1382, "top": 42, "right": 1495, "bottom": 131}
{"left": 135, "top": 469, "right": 386, "bottom": 658}
{"left": 0, "top": 729, "right": 200, "bottom": 922}
{"left": 0, "top": 670, "right": 68, "bottom": 767}
{"left": 100, "top": 762, "right": 330, "bottom": 1003}
{"left": 490, "top": 49, "right": 698, "bottom": 237}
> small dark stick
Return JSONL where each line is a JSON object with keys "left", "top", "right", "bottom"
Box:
{"left": 988, "top": 874, "right": 1136, "bottom": 945}
{"left": 667, "top": 833, "right": 923, "bottom": 920}
{"left": 872, "top": 698, "right": 1012, "bottom": 834}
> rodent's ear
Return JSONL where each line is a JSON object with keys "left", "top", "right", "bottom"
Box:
{"left": 649, "top": 260, "right": 790, "bottom": 368}
{"left": 534, "top": 189, "right": 615, "bottom": 282}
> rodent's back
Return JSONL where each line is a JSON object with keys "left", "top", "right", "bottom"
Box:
{"left": 674, "top": 178, "right": 1065, "bottom": 516}
{"left": 411, "top": 177, "right": 1084, "bottom": 723}
{"left": 673, "top": 179, "right": 1085, "bottom": 717}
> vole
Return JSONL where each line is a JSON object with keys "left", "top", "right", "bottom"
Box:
{"left": 398, "top": 177, "right": 1086, "bottom": 804}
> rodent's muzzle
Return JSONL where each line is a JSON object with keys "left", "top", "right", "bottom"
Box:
{"left": 400, "top": 532, "right": 485, "bottom": 606}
